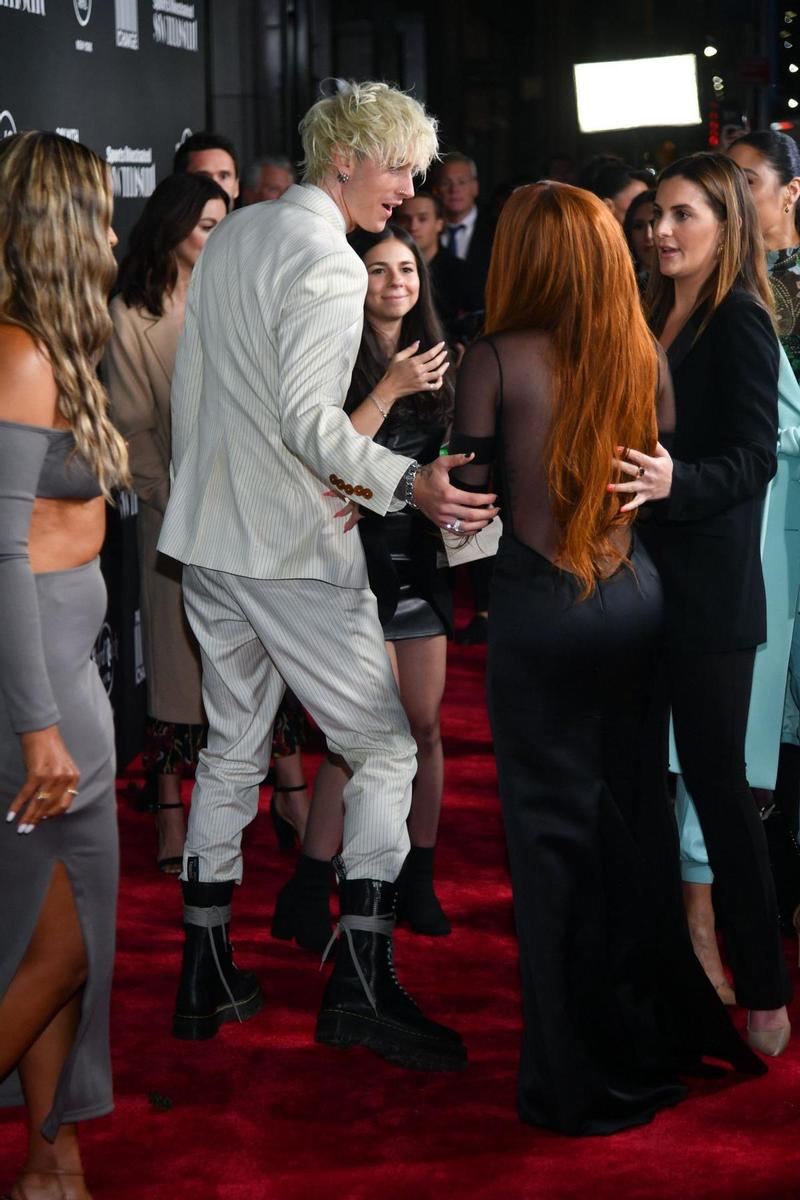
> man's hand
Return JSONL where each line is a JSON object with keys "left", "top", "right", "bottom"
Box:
{"left": 413, "top": 454, "right": 499, "bottom": 533}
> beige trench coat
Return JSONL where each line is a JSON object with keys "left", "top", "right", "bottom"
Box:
{"left": 105, "top": 295, "right": 204, "bottom": 724}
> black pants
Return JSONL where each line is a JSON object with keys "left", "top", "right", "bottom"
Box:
{"left": 669, "top": 647, "right": 792, "bottom": 1009}
{"left": 487, "top": 535, "right": 758, "bottom": 1135}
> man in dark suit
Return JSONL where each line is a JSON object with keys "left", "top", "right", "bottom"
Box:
{"left": 395, "top": 189, "right": 482, "bottom": 340}
{"left": 434, "top": 153, "right": 495, "bottom": 304}
{"left": 433, "top": 154, "right": 496, "bottom": 644}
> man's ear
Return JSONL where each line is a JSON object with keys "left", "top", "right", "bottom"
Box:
{"left": 331, "top": 147, "right": 353, "bottom": 178}
{"left": 601, "top": 196, "right": 614, "bottom": 213}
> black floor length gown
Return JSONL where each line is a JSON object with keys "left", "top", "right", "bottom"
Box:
{"left": 450, "top": 333, "right": 763, "bottom": 1136}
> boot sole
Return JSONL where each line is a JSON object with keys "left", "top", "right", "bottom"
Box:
{"left": 315, "top": 1009, "right": 467, "bottom": 1072}
{"left": 172, "top": 984, "right": 265, "bottom": 1041}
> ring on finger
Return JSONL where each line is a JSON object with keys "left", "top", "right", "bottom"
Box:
{"left": 452, "top": 519, "right": 462, "bottom": 534}
{"left": 637, "top": 466, "right": 645, "bottom": 478}
{"left": 35, "top": 792, "right": 50, "bottom": 801}
{"left": 444, "top": 520, "right": 456, "bottom": 531}
{"left": 66, "top": 788, "right": 79, "bottom": 796}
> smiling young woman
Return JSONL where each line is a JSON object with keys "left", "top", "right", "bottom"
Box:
{"left": 630, "top": 152, "right": 793, "bottom": 1056}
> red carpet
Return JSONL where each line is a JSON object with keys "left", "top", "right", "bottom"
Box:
{"left": 2, "top": 642, "right": 800, "bottom": 1199}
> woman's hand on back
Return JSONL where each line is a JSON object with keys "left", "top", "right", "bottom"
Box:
{"left": 607, "top": 443, "right": 673, "bottom": 512}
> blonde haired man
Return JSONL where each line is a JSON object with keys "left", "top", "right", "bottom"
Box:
{"left": 160, "top": 81, "right": 497, "bottom": 1069}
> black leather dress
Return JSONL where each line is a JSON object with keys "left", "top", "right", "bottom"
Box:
{"left": 357, "top": 403, "right": 452, "bottom": 641}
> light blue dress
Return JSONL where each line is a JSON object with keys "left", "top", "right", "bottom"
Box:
{"left": 677, "top": 341, "right": 800, "bottom": 881}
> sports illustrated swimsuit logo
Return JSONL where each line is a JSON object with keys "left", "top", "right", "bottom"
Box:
{"left": 0, "top": 109, "right": 17, "bottom": 139}
{"left": 152, "top": 0, "right": 198, "bottom": 52}
{"left": 174, "top": 127, "right": 192, "bottom": 153}
{"left": 0, "top": 1, "right": 46, "bottom": 15}
{"left": 56, "top": 127, "right": 81, "bottom": 142}
{"left": 106, "top": 144, "right": 156, "bottom": 199}
{"left": 73, "top": 0, "right": 93, "bottom": 52}
{"left": 115, "top": 0, "right": 139, "bottom": 50}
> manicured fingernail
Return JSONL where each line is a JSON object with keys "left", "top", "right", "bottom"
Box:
{"left": 6, "top": 810, "right": 16, "bottom": 822}
{"left": 17, "top": 824, "right": 31, "bottom": 834}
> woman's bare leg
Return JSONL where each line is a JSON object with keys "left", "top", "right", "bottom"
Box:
{"left": 394, "top": 635, "right": 447, "bottom": 846}
{"left": 273, "top": 748, "right": 310, "bottom": 844}
{"left": 0, "top": 861, "right": 92, "bottom": 1199}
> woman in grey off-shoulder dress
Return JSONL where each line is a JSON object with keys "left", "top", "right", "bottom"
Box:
{"left": 0, "top": 132, "right": 129, "bottom": 1200}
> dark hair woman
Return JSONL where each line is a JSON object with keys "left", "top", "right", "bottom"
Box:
{"left": 107, "top": 172, "right": 231, "bottom": 873}
{"left": 612, "top": 152, "right": 793, "bottom": 1057}
{"left": 727, "top": 131, "right": 800, "bottom": 962}
{"left": 584, "top": 158, "right": 652, "bottom": 223}
{"left": 272, "top": 223, "right": 456, "bottom": 948}
{"left": 448, "top": 179, "right": 762, "bottom": 1134}
{"left": 623, "top": 186, "right": 657, "bottom": 281}
{"left": 0, "top": 131, "right": 129, "bottom": 1200}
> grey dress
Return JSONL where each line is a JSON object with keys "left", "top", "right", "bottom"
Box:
{"left": 0, "top": 419, "right": 117, "bottom": 1140}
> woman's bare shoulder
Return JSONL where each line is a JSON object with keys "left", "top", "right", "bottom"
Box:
{"left": 0, "top": 323, "right": 59, "bottom": 427}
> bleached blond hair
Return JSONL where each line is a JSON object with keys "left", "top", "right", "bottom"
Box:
{"left": 299, "top": 80, "right": 439, "bottom": 183}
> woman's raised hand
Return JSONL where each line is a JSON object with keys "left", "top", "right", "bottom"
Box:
{"left": 381, "top": 340, "right": 450, "bottom": 400}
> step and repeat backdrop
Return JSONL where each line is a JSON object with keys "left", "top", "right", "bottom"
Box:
{"left": 1, "top": 0, "right": 208, "bottom": 765}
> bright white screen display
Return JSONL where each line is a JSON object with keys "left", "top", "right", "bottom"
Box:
{"left": 573, "top": 54, "right": 702, "bottom": 133}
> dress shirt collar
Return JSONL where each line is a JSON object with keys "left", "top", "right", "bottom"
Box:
{"left": 443, "top": 205, "right": 478, "bottom": 258}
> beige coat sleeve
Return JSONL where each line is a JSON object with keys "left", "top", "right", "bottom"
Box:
{"left": 105, "top": 302, "right": 171, "bottom": 515}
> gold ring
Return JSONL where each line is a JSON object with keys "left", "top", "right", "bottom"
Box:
{"left": 35, "top": 793, "right": 50, "bottom": 801}
{"left": 66, "top": 788, "right": 79, "bottom": 796}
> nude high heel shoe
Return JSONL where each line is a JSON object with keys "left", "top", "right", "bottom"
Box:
{"left": 746, "top": 1015, "right": 792, "bottom": 1058}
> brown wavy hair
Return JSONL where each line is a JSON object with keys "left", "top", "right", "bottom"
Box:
{"left": 485, "top": 181, "right": 658, "bottom": 597}
{"left": 646, "top": 152, "right": 773, "bottom": 339}
{"left": 0, "top": 131, "right": 129, "bottom": 496}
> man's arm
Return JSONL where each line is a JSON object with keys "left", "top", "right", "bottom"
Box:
{"left": 277, "top": 249, "right": 410, "bottom": 515}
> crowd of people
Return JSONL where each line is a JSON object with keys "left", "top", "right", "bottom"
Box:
{"left": 1, "top": 77, "right": 800, "bottom": 1197}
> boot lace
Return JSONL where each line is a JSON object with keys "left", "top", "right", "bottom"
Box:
{"left": 320, "top": 913, "right": 394, "bottom": 1013}
{"left": 184, "top": 903, "right": 245, "bottom": 1023}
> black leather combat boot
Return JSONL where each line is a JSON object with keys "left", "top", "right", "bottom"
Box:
{"left": 315, "top": 878, "right": 466, "bottom": 1071}
{"left": 271, "top": 853, "right": 333, "bottom": 953}
{"left": 172, "top": 881, "right": 264, "bottom": 1040}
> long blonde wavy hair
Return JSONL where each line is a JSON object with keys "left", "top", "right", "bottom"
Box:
{"left": 0, "top": 131, "right": 129, "bottom": 496}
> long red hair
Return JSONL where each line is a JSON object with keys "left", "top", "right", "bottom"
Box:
{"left": 485, "top": 182, "right": 658, "bottom": 597}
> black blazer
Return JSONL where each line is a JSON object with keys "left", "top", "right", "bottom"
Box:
{"left": 641, "top": 288, "right": 779, "bottom": 652}
{"left": 463, "top": 209, "right": 495, "bottom": 299}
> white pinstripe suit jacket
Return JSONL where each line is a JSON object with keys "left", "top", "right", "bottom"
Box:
{"left": 158, "top": 184, "right": 411, "bottom": 586}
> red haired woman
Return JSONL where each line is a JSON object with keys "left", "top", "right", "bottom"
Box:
{"left": 450, "top": 182, "right": 762, "bottom": 1135}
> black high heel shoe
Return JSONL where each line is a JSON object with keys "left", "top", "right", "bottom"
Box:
{"left": 270, "top": 783, "right": 307, "bottom": 853}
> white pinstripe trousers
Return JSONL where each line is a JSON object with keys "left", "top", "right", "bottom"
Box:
{"left": 180, "top": 566, "right": 416, "bottom": 883}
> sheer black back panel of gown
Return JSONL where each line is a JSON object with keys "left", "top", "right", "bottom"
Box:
{"left": 450, "top": 333, "right": 762, "bottom": 1136}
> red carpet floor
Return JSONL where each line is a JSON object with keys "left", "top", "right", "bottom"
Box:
{"left": 2, "top": 642, "right": 800, "bottom": 1199}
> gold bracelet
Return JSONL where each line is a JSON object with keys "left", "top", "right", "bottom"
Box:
{"left": 369, "top": 392, "right": 389, "bottom": 421}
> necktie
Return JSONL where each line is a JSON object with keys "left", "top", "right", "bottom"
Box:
{"left": 446, "top": 223, "right": 466, "bottom": 255}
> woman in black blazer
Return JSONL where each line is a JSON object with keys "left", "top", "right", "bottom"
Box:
{"left": 609, "top": 152, "right": 792, "bottom": 1056}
